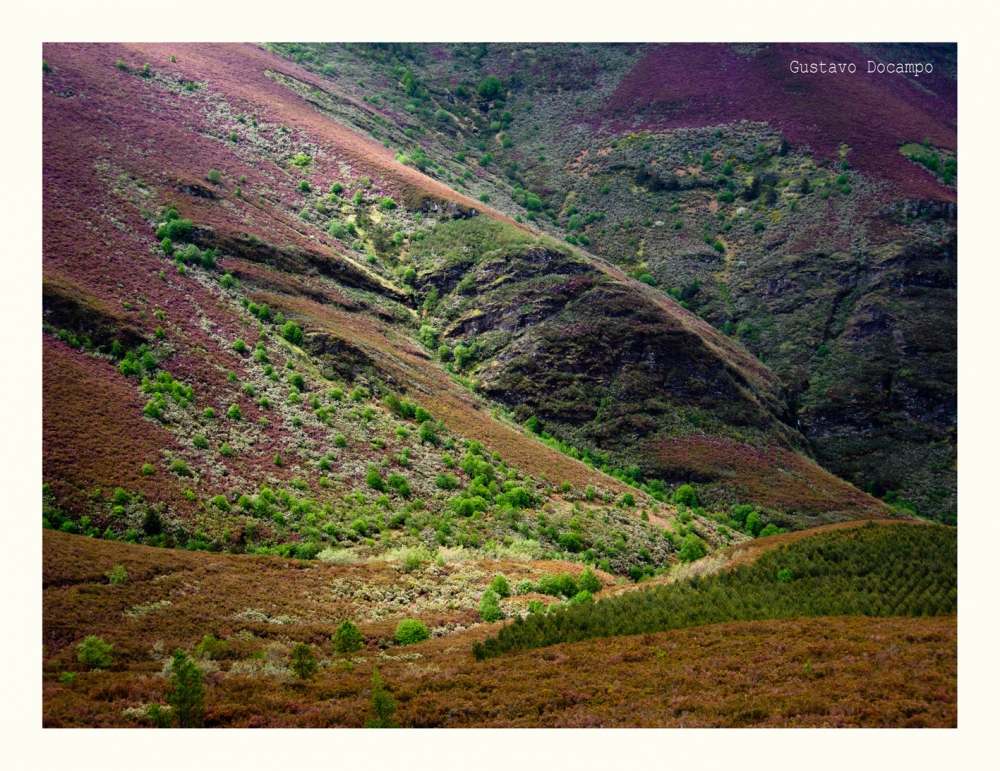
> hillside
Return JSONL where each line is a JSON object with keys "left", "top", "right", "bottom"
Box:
{"left": 42, "top": 522, "right": 956, "bottom": 727}
{"left": 41, "top": 42, "right": 957, "bottom": 730}
{"left": 269, "top": 42, "right": 956, "bottom": 523}
{"left": 42, "top": 41, "right": 901, "bottom": 579}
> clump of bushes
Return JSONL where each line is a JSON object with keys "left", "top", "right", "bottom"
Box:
{"left": 395, "top": 619, "right": 430, "bottom": 646}
{"left": 333, "top": 621, "right": 365, "bottom": 653}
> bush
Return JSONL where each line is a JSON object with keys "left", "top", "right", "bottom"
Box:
{"left": 170, "top": 459, "right": 192, "bottom": 477}
{"left": 678, "top": 534, "right": 707, "bottom": 562}
{"left": 528, "top": 600, "right": 545, "bottom": 614}
{"left": 395, "top": 619, "right": 430, "bottom": 646}
{"left": 387, "top": 473, "right": 411, "bottom": 498}
{"left": 477, "top": 75, "right": 504, "bottom": 101}
{"left": 282, "top": 322, "right": 304, "bottom": 345}
{"left": 674, "top": 484, "right": 698, "bottom": 507}
{"left": 366, "top": 464, "right": 385, "bottom": 491}
{"left": 166, "top": 650, "right": 205, "bottom": 727}
{"left": 745, "top": 511, "right": 764, "bottom": 537}
{"left": 489, "top": 575, "right": 511, "bottom": 598}
{"left": 760, "top": 523, "right": 782, "bottom": 538}
{"left": 141, "top": 463, "right": 155, "bottom": 475}
{"left": 365, "top": 667, "right": 398, "bottom": 728}
{"left": 438, "top": 344, "right": 452, "bottom": 362}
{"left": 777, "top": 568, "right": 794, "bottom": 582}
{"left": 334, "top": 434, "right": 348, "bottom": 448}
{"left": 418, "top": 420, "right": 438, "bottom": 445}
{"left": 578, "top": 568, "right": 602, "bottom": 594}
{"left": 206, "top": 169, "right": 222, "bottom": 184}
{"left": 227, "top": 404, "right": 242, "bottom": 421}
{"left": 402, "top": 551, "right": 422, "bottom": 573}
{"left": 106, "top": 565, "right": 128, "bottom": 585}
{"left": 298, "top": 180, "right": 311, "bottom": 193}
{"left": 479, "top": 589, "right": 502, "bottom": 622}
{"left": 77, "top": 635, "right": 113, "bottom": 670}
{"left": 381, "top": 197, "right": 397, "bottom": 210}
{"left": 290, "top": 642, "right": 318, "bottom": 679}
{"left": 333, "top": 621, "right": 365, "bottom": 653}
{"left": 435, "top": 472, "right": 458, "bottom": 490}
{"left": 517, "top": 579, "right": 535, "bottom": 595}
{"left": 329, "top": 222, "right": 346, "bottom": 239}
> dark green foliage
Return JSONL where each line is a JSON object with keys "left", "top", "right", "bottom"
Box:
{"left": 290, "top": 643, "right": 318, "bottom": 679}
{"left": 473, "top": 524, "right": 956, "bottom": 659}
{"left": 477, "top": 75, "right": 504, "bottom": 101}
{"left": 535, "top": 573, "right": 579, "bottom": 598}
{"left": 489, "top": 575, "right": 511, "bottom": 598}
{"left": 387, "top": 473, "right": 411, "bottom": 497}
{"left": 365, "top": 668, "right": 398, "bottom": 728}
{"left": 578, "top": 568, "right": 602, "bottom": 594}
{"left": 206, "top": 169, "right": 222, "bottom": 184}
{"left": 479, "top": 589, "right": 502, "bottom": 621}
{"left": 166, "top": 650, "right": 205, "bottom": 727}
{"left": 678, "top": 534, "right": 707, "bottom": 562}
{"left": 77, "top": 635, "right": 113, "bottom": 669}
{"left": 333, "top": 620, "right": 364, "bottom": 653}
{"left": 418, "top": 420, "right": 438, "bottom": 445}
{"left": 674, "top": 484, "right": 698, "bottom": 507}
{"left": 745, "top": 511, "right": 764, "bottom": 537}
{"left": 282, "top": 322, "right": 304, "bottom": 345}
{"left": 366, "top": 464, "right": 385, "bottom": 491}
{"left": 395, "top": 619, "right": 430, "bottom": 646}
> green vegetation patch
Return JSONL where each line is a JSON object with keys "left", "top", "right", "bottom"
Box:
{"left": 473, "top": 523, "right": 956, "bottom": 659}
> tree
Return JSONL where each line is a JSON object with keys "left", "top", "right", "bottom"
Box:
{"left": 365, "top": 667, "right": 397, "bottom": 728}
{"left": 333, "top": 620, "right": 364, "bottom": 653}
{"left": 489, "top": 575, "right": 511, "bottom": 598}
{"left": 77, "top": 635, "right": 113, "bottom": 669}
{"left": 578, "top": 568, "right": 602, "bottom": 594}
{"left": 477, "top": 75, "right": 504, "bottom": 101}
{"left": 166, "top": 650, "right": 205, "bottom": 727}
{"left": 678, "top": 534, "right": 707, "bottom": 562}
{"left": 479, "top": 589, "right": 502, "bottom": 621}
{"left": 745, "top": 511, "right": 764, "bottom": 537}
{"left": 282, "top": 321, "right": 304, "bottom": 346}
{"left": 395, "top": 619, "right": 430, "bottom": 645}
{"left": 673, "top": 484, "right": 698, "bottom": 507}
{"left": 290, "top": 642, "right": 318, "bottom": 679}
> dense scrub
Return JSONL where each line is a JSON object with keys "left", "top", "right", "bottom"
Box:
{"left": 473, "top": 523, "right": 955, "bottom": 659}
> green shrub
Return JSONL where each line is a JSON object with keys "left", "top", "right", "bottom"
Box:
{"left": 333, "top": 621, "right": 364, "bottom": 653}
{"left": 334, "top": 434, "right": 348, "bottom": 448}
{"left": 227, "top": 404, "right": 242, "bottom": 421}
{"left": 745, "top": 511, "right": 764, "bottom": 537}
{"left": 365, "top": 667, "right": 398, "bottom": 728}
{"left": 489, "top": 575, "right": 511, "bottom": 598}
{"left": 578, "top": 568, "right": 602, "bottom": 594}
{"left": 290, "top": 642, "right": 318, "bottom": 679}
{"left": 418, "top": 420, "right": 438, "bottom": 445}
{"left": 478, "top": 589, "right": 502, "bottom": 622}
{"left": 298, "top": 180, "right": 312, "bottom": 193}
{"left": 106, "top": 565, "right": 128, "bottom": 585}
{"left": 402, "top": 551, "right": 422, "bottom": 573}
{"left": 435, "top": 472, "right": 458, "bottom": 490}
{"left": 395, "top": 619, "right": 430, "bottom": 646}
{"left": 77, "top": 635, "right": 113, "bottom": 670}
{"left": 170, "top": 459, "right": 192, "bottom": 477}
{"left": 620, "top": 492, "right": 635, "bottom": 507}
{"left": 387, "top": 473, "right": 411, "bottom": 498}
{"left": 760, "top": 523, "right": 782, "bottom": 538}
{"left": 166, "top": 650, "right": 205, "bottom": 727}
{"left": 206, "top": 169, "right": 222, "bottom": 184}
{"left": 381, "top": 197, "right": 397, "bottom": 210}
{"left": 282, "top": 322, "right": 304, "bottom": 345}
{"left": 366, "top": 464, "right": 385, "bottom": 491}
{"left": 674, "top": 484, "right": 698, "bottom": 507}
{"left": 528, "top": 600, "right": 545, "bottom": 614}
{"left": 678, "top": 534, "right": 707, "bottom": 562}
{"left": 219, "top": 443, "right": 234, "bottom": 458}
{"left": 777, "top": 568, "right": 793, "bottom": 582}
{"left": 477, "top": 75, "right": 504, "bottom": 101}
{"left": 141, "top": 463, "right": 155, "bottom": 475}
{"left": 517, "top": 579, "right": 536, "bottom": 595}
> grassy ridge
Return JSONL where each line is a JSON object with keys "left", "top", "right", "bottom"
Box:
{"left": 473, "top": 522, "right": 955, "bottom": 659}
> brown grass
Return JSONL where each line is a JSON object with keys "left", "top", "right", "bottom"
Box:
{"left": 43, "top": 531, "right": 955, "bottom": 728}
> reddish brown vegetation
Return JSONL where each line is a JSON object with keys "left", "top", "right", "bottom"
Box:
{"left": 43, "top": 531, "right": 954, "bottom": 728}
{"left": 603, "top": 43, "right": 956, "bottom": 201}
{"left": 645, "top": 434, "right": 890, "bottom": 518}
